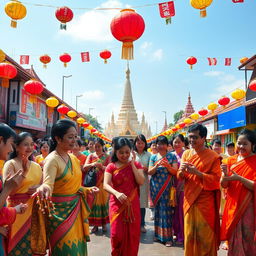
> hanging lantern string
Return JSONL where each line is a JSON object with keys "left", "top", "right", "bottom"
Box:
{"left": 13, "top": 1, "right": 172, "bottom": 10}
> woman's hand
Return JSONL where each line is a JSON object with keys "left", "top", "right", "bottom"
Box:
{"left": 115, "top": 192, "right": 127, "bottom": 204}
{"left": 131, "top": 151, "right": 136, "bottom": 164}
{"left": 0, "top": 226, "right": 8, "bottom": 237}
{"left": 94, "top": 162, "right": 103, "bottom": 169}
{"left": 90, "top": 186, "right": 100, "bottom": 194}
{"left": 27, "top": 185, "right": 40, "bottom": 194}
{"left": 160, "top": 159, "right": 170, "bottom": 169}
{"left": 33, "top": 184, "right": 51, "bottom": 200}
{"left": 4, "top": 169, "right": 25, "bottom": 191}
{"left": 14, "top": 203, "right": 28, "bottom": 214}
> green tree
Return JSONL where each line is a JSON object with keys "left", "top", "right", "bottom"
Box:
{"left": 173, "top": 110, "right": 184, "bottom": 124}
{"left": 82, "top": 114, "right": 103, "bottom": 132}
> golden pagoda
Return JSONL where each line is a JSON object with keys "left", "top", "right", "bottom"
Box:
{"left": 105, "top": 64, "right": 151, "bottom": 139}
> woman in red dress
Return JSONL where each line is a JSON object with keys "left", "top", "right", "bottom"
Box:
{"left": 104, "top": 137, "right": 144, "bottom": 256}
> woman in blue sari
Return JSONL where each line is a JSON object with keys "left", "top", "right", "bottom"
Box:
{"left": 148, "top": 135, "right": 178, "bottom": 247}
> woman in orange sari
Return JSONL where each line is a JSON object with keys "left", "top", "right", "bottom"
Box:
{"left": 3, "top": 132, "right": 42, "bottom": 256}
{"left": 35, "top": 140, "right": 50, "bottom": 168}
{"left": 83, "top": 138, "right": 110, "bottom": 233}
{"left": 104, "top": 137, "right": 144, "bottom": 256}
{"left": 221, "top": 128, "right": 256, "bottom": 255}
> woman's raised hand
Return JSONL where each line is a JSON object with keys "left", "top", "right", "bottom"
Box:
{"left": 4, "top": 169, "right": 25, "bottom": 191}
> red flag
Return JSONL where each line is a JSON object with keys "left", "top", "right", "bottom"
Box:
{"left": 207, "top": 58, "right": 217, "bottom": 66}
{"left": 232, "top": 0, "right": 244, "bottom": 3}
{"left": 159, "top": 2, "right": 175, "bottom": 18}
{"left": 225, "top": 58, "right": 232, "bottom": 66}
{"left": 20, "top": 55, "right": 29, "bottom": 65}
{"left": 81, "top": 52, "right": 90, "bottom": 62}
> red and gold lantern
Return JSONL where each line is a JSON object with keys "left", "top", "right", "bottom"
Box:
{"left": 24, "top": 79, "right": 44, "bottom": 103}
{"left": 55, "top": 6, "right": 73, "bottom": 30}
{"left": 99, "top": 50, "right": 112, "bottom": 64}
{"left": 0, "top": 62, "right": 17, "bottom": 88}
{"left": 40, "top": 54, "right": 51, "bottom": 68}
{"left": 57, "top": 104, "right": 69, "bottom": 115}
{"left": 110, "top": 9, "right": 145, "bottom": 60}
{"left": 186, "top": 56, "right": 197, "bottom": 69}
{"left": 218, "top": 96, "right": 230, "bottom": 107}
{"left": 179, "top": 122, "right": 186, "bottom": 128}
{"left": 198, "top": 109, "right": 208, "bottom": 117}
{"left": 249, "top": 79, "right": 256, "bottom": 92}
{"left": 59, "top": 53, "right": 71, "bottom": 67}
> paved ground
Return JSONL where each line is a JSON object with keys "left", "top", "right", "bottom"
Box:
{"left": 88, "top": 210, "right": 228, "bottom": 256}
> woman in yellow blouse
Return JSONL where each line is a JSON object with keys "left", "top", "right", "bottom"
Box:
{"left": 35, "top": 140, "right": 50, "bottom": 168}
{"left": 32, "top": 119, "right": 99, "bottom": 256}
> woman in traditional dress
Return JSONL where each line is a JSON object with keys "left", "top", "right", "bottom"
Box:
{"left": 221, "top": 128, "right": 256, "bottom": 255}
{"left": 71, "top": 139, "right": 87, "bottom": 183}
{"left": 3, "top": 132, "right": 42, "bottom": 256}
{"left": 0, "top": 124, "right": 27, "bottom": 256}
{"left": 170, "top": 134, "right": 185, "bottom": 246}
{"left": 104, "top": 137, "right": 144, "bottom": 256}
{"left": 33, "top": 119, "right": 98, "bottom": 256}
{"left": 35, "top": 140, "right": 50, "bottom": 168}
{"left": 83, "top": 138, "right": 110, "bottom": 233}
{"left": 134, "top": 134, "right": 151, "bottom": 233}
{"left": 148, "top": 135, "right": 178, "bottom": 247}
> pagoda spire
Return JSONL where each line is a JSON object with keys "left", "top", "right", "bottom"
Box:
{"left": 183, "top": 92, "right": 195, "bottom": 118}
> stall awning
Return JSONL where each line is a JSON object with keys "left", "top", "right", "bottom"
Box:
{"left": 215, "top": 129, "right": 233, "bottom": 135}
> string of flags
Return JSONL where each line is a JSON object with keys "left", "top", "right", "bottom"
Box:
{"left": 18, "top": 53, "right": 238, "bottom": 67}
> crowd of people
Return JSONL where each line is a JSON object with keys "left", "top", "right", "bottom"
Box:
{"left": 0, "top": 120, "right": 255, "bottom": 256}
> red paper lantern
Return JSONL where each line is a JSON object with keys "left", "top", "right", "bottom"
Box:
{"left": 179, "top": 123, "right": 186, "bottom": 128}
{"left": 82, "top": 122, "right": 90, "bottom": 128}
{"left": 249, "top": 80, "right": 256, "bottom": 92}
{"left": 39, "top": 54, "right": 51, "bottom": 68}
{"left": 91, "top": 128, "right": 97, "bottom": 133}
{"left": 110, "top": 9, "right": 145, "bottom": 60}
{"left": 55, "top": 6, "right": 73, "bottom": 30}
{"left": 198, "top": 109, "right": 208, "bottom": 116}
{"left": 59, "top": 53, "right": 71, "bottom": 67}
{"left": 172, "top": 127, "right": 178, "bottom": 132}
{"left": 0, "top": 62, "right": 17, "bottom": 88}
{"left": 186, "top": 56, "right": 197, "bottom": 69}
{"left": 99, "top": 50, "right": 112, "bottom": 64}
{"left": 57, "top": 104, "right": 69, "bottom": 115}
{"left": 24, "top": 80, "right": 44, "bottom": 95}
{"left": 218, "top": 96, "right": 230, "bottom": 107}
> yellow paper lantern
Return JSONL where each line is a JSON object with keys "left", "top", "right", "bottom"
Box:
{"left": 175, "top": 124, "right": 180, "bottom": 129}
{"left": 5, "top": 0, "right": 27, "bottom": 28}
{"left": 45, "top": 97, "right": 59, "bottom": 108}
{"left": 190, "top": 113, "right": 199, "bottom": 120}
{"left": 190, "top": 0, "right": 213, "bottom": 17}
{"left": 76, "top": 117, "right": 85, "bottom": 124}
{"left": 67, "top": 110, "right": 77, "bottom": 118}
{"left": 87, "top": 125, "right": 93, "bottom": 130}
{"left": 184, "top": 118, "right": 192, "bottom": 124}
{"left": 240, "top": 57, "right": 248, "bottom": 64}
{"left": 0, "top": 50, "right": 6, "bottom": 63}
{"left": 231, "top": 89, "right": 246, "bottom": 101}
{"left": 207, "top": 102, "right": 218, "bottom": 112}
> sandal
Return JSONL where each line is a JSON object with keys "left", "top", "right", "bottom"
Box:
{"left": 165, "top": 241, "right": 173, "bottom": 247}
{"left": 91, "top": 226, "right": 98, "bottom": 233}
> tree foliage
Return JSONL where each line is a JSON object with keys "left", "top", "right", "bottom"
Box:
{"left": 173, "top": 110, "right": 184, "bottom": 124}
{"left": 82, "top": 114, "right": 103, "bottom": 132}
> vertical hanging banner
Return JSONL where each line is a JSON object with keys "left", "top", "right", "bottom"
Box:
{"left": 207, "top": 58, "right": 217, "bottom": 66}
{"left": 158, "top": 2, "right": 175, "bottom": 25}
{"left": 20, "top": 55, "right": 29, "bottom": 65}
{"left": 232, "top": 0, "right": 244, "bottom": 3}
{"left": 81, "top": 52, "right": 90, "bottom": 62}
{"left": 225, "top": 58, "right": 232, "bottom": 66}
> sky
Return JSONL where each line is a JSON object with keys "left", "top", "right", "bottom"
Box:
{"left": 1, "top": 0, "right": 255, "bottom": 135}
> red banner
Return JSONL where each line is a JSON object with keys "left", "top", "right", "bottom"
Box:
{"left": 225, "top": 58, "right": 232, "bottom": 66}
{"left": 81, "top": 52, "right": 90, "bottom": 62}
{"left": 207, "top": 57, "right": 217, "bottom": 66}
{"left": 159, "top": 2, "right": 175, "bottom": 18}
{"left": 20, "top": 55, "right": 29, "bottom": 65}
{"left": 232, "top": 0, "right": 244, "bottom": 3}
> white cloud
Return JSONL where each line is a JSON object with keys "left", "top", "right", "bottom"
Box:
{"left": 204, "top": 71, "right": 224, "bottom": 77}
{"left": 60, "top": 0, "right": 124, "bottom": 42}
{"left": 152, "top": 49, "right": 163, "bottom": 61}
{"left": 81, "top": 90, "right": 105, "bottom": 100}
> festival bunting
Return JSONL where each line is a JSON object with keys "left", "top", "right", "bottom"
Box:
{"left": 158, "top": 2, "right": 175, "bottom": 24}
{"left": 225, "top": 58, "right": 232, "bottom": 66}
{"left": 207, "top": 58, "right": 217, "bottom": 66}
{"left": 81, "top": 52, "right": 90, "bottom": 62}
{"left": 20, "top": 55, "right": 29, "bottom": 65}
{"left": 232, "top": 0, "right": 244, "bottom": 3}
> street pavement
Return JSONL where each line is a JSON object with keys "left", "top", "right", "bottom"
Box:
{"left": 87, "top": 210, "right": 228, "bottom": 256}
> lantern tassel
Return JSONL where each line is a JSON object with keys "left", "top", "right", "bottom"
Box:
{"left": 11, "top": 20, "right": 17, "bottom": 28}
{"left": 1, "top": 79, "right": 9, "bottom": 88}
{"left": 60, "top": 23, "right": 67, "bottom": 30}
{"left": 200, "top": 9, "right": 207, "bottom": 18}
{"left": 122, "top": 42, "right": 134, "bottom": 60}
{"left": 165, "top": 17, "right": 172, "bottom": 25}
{"left": 43, "top": 64, "right": 47, "bottom": 69}
{"left": 64, "top": 63, "right": 67, "bottom": 68}
{"left": 29, "top": 95, "right": 37, "bottom": 104}
{"left": 104, "top": 59, "right": 107, "bottom": 64}
{"left": 190, "top": 65, "right": 193, "bottom": 70}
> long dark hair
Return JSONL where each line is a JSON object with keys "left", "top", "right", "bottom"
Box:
{"left": 238, "top": 128, "right": 256, "bottom": 153}
{"left": 111, "top": 137, "right": 132, "bottom": 163}
{"left": 95, "top": 138, "right": 105, "bottom": 152}
{"left": 170, "top": 134, "right": 185, "bottom": 147}
{"left": 49, "top": 119, "right": 76, "bottom": 152}
{"left": 0, "top": 123, "right": 16, "bottom": 143}
{"left": 9, "top": 132, "right": 33, "bottom": 160}
{"left": 134, "top": 134, "right": 148, "bottom": 152}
